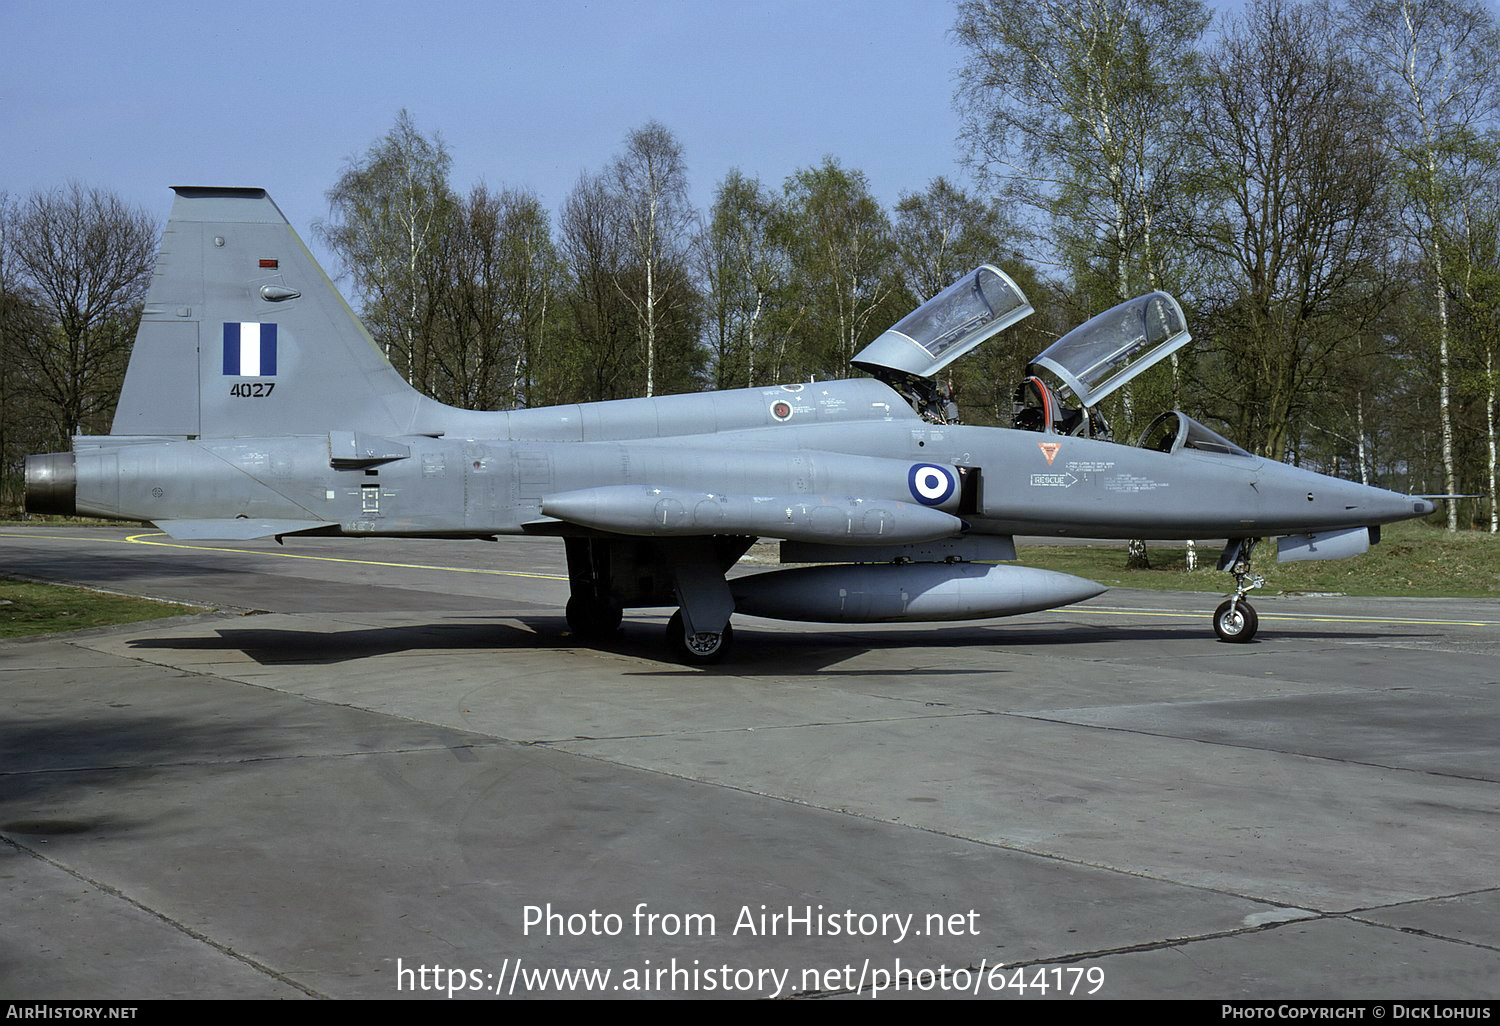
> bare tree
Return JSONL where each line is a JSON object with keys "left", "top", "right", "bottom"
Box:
{"left": 493, "top": 189, "right": 558, "bottom": 408}
{"left": 7, "top": 184, "right": 156, "bottom": 447}
{"left": 1193, "top": 0, "right": 1394, "bottom": 463}
{"left": 558, "top": 172, "right": 634, "bottom": 402}
{"left": 610, "top": 121, "right": 693, "bottom": 398}
{"left": 426, "top": 185, "right": 510, "bottom": 409}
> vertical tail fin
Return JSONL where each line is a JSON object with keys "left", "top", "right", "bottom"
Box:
{"left": 111, "top": 186, "right": 425, "bottom": 438}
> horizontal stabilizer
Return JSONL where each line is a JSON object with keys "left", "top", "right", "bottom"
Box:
{"left": 328, "top": 431, "right": 411, "bottom": 468}
{"left": 153, "top": 518, "right": 334, "bottom": 541}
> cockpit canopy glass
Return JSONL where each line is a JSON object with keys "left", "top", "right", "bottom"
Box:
{"left": 1030, "top": 291, "right": 1190, "bottom": 408}
{"left": 1138, "top": 411, "right": 1252, "bottom": 458}
{"left": 853, "top": 265, "right": 1033, "bottom": 379}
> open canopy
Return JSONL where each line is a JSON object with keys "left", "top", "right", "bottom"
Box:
{"left": 853, "top": 265, "right": 1033, "bottom": 379}
{"left": 1030, "top": 291, "right": 1190, "bottom": 408}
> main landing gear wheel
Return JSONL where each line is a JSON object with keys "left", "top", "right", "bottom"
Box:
{"left": 566, "top": 596, "right": 622, "bottom": 639}
{"left": 1213, "top": 599, "right": 1258, "bottom": 643}
{"left": 667, "top": 610, "right": 732, "bottom": 665}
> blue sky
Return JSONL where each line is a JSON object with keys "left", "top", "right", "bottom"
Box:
{"left": 4, "top": 0, "right": 970, "bottom": 272}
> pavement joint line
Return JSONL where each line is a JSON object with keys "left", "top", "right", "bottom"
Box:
{"left": 0, "top": 834, "right": 329, "bottom": 1000}
{"left": 525, "top": 710, "right": 996, "bottom": 745}
{"left": 78, "top": 640, "right": 1486, "bottom": 911}
{"left": 1342, "top": 917, "right": 1500, "bottom": 955}
{"left": 14, "top": 661, "right": 1485, "bottom": 973}
{"left": 798, "top": 915, "right": 1351, "bottom": 1000}
{"left": 0, "top": 568, "right": 220, "bottom": 614}
{"left": 557, "top": 702, "right": 1500, "bottom": 787}
{"left": 24, "top": 631, "right": 1371, "bottom": 960}
{"left": 807, "top": 910, "right": 1500, "bottom": 1000}
{"left": 538, "top": 735, "right": 1377, "bottom": 914}
{"left": 0, "top": 741, "right": 512, "bottom": 778}
{"left": 1002, "top": 710, "right": 1500, "bottom": 785}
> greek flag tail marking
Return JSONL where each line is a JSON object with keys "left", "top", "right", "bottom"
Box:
{"left": 222, "top": 322, "right": 278, "bottom": 376}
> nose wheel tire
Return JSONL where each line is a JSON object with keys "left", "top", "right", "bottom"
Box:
{"left": 668, "top": 610, "right": 732, "bottom": 664}
{"left": 1213, "top": 599, "right": 1258, "bottom": 643}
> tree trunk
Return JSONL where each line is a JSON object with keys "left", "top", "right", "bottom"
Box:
{"left": 1489, "top": 345, "right": 1497, "bottom": 533}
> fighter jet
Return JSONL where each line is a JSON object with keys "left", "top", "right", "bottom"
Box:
{"left": 23, "top": 187, "right": 1436, "bottom": 661}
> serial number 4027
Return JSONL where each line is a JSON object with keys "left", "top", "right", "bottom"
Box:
{"left": 230, "top": 382, "right": 276, "bottom": 397}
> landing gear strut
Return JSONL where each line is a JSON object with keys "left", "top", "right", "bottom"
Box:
{"left": 1214, "top": 539, "right": 1263, "bottom": 643}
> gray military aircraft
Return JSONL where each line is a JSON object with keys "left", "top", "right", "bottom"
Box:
{"left": 24, "top": 187, "right": 1437, "bottom": 661}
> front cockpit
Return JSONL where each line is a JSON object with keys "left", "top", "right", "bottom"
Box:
{"left": 1011, "top": 291, "right": 1192, "bottom": 441}
{"left": 1011, "top": 375, "right": 1113, "bottom": 440}
{"left": 1136, "top": 410, "right": 1253, "bottom": 458}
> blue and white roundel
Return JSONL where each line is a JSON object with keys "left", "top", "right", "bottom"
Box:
{"left": 908, "top": 463, "right": 956, "bottom": 506}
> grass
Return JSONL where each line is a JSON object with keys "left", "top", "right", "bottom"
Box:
{"left": 0, "top": 577, "right": 202, "bottom": 639}
{"left": 1016, "top": 519, "right": 1500, "bottom": 598}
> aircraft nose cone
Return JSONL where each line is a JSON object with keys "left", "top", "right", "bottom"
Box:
{"left": 1365, "top": 488, "right": 1434, "bottom": 522}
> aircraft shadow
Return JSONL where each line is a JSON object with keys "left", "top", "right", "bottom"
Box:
{"left": 124, "top": 616, "right": 1437, "bottom": 674}
{"left": 128, "top": 621, "right": 553, "bottom": 665}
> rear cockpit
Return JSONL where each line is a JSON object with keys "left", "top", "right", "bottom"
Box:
{"left": 853, "top": 265, "right": 1033, "bottom": 425}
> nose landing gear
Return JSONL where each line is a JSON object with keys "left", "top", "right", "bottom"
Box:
{"left": 1214, "top": 539, "right": 1263, "bottom": 643}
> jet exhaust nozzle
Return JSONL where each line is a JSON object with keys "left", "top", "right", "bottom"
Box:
{"left": 731, "top": 562, "right": 1107, "bottom": 623}
{"left": 24, "top": 452, "right": 76, "bottom": 516}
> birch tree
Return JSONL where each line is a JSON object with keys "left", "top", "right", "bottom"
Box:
{"left": 892, "top": 177, "right": 1011, "bottom": 304}
{"left": 1346, "top": 0, "right": 1500, "bottom": 530}
{"left": 955, "top": 0, "right": 1209, "bottom": 313}
{"left": 1442, "top": 145, "right": 1500, "bottom": 531}
{"left": 779, "top": 159, "right": 897, "bottom": 379}
{"left": 317, "top": 109, "right": 455, "bottom": 391}
{"left": 698, "top": 170, "right": 785, "bottom": 388}
{"left": 492, "top": 189, "right": 558, "bottom": 409}
{"left": 610, "top": 121, "right": 692, "bottom": 398}
{"left": 956, "top": 0, "right": 1209, "bottom": 567}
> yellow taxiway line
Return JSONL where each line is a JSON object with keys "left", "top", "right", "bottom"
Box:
{"left": 0, "top": 530, "right": 569, "bottom": 582}
{"left": 1064, "top": 606, "right": 1500, "bottom": 628}
{"left": 2, "top": 531, "right": 1493, "bottom": 627}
